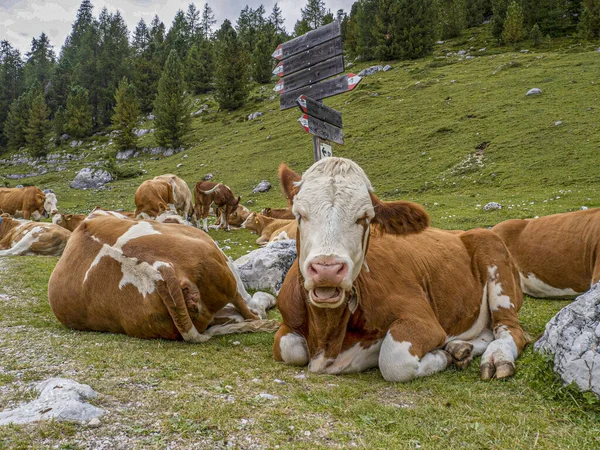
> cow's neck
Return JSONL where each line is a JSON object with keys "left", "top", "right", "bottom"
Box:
{"left": 306, "top": 299, "right": 352, "bottom": 359}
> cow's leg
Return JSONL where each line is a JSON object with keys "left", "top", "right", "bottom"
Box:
{"left": 156, "top": 266, "right": 211, "bottom": 343}
{"left": 445, "top": 329, "right": 494, "bottom": 370}
{"left": 592, "top": 255, "right": 600, "bottom": 287}
{"left": 274, "top": 324, "right": 309, "bottom": 366}
{"left": 230, "top": 293, "right": 260, "bottom": 321}
{"left": 480, "top": 266, "right": 527, "bottom": 380}
{"left": 379, "top": 317, "right": 450, "bottom": 382}
{"left": 201, "top": 202, "right": 210, "bottom": 232}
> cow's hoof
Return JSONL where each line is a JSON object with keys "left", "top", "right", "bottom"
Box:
{"left": 494, "top": 362, "right": 515, "bottom": 380}
{"left": 445, "top": 341, "right": 473, "bottom": 370}
{"left": 480, "top": 362, "right": 495, "bottom": 380}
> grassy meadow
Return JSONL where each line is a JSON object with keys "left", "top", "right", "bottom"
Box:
{"left": 1, "top": 27, "right": 600, "bottom": 448}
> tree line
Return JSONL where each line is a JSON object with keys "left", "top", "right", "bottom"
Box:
{"left": 1, "top": 0, "right": 599, "bottom": 156}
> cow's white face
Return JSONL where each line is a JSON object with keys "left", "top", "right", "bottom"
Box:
{"left": 44, "top": 193, "right": 58, "bottom": 216}
{"left": 52, "top": 213, "right": 64, "bottom": 226}
{"left": 280, "top": 157, "right": 429, "bottom": 310}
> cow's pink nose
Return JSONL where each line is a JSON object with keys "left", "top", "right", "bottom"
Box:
{"left": 308, "top": 260, "right": 348, "bottom": 286}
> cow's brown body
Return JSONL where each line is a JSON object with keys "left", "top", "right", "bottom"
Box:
{"left": 261, "top": 208, "right": 295, "bottom": 220}
{"left": 134, "top": 179, "right": 175, "bottom": 219}
{"left": 492, "top": 208, "right": 600, "bottom": 298}
{"left": 273, "top": 158, "right": 526, "bottom": 382}
{"left": 0, "top": 216, "right": 71, "bottom": 256}
{"left": 48, "top": 214, "right": 265, "bottom": 341}
{"left": 0, "top": 186, "right": 51, "bottom": 220}
{"left": 153, "top": 174, "right": 194, "bottom": 220}
{"left": 242, "top": 213, "right": 296, "bottom": 245}
{"left": 194, "top": 182, "right": 240, "bottom": 232}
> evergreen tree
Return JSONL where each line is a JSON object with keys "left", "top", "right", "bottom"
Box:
{"left": 153, "top": 50, "right": 192, "bottom": 149}
{"left": 301, "top": 0, "right": 327, "bottom": 29}
{"left": 165, "top": 10, "right": 191, "bottom": 60}
{"left": 253, "top": 28, "right": 275, "bottom": 84}
{"left": 521, "top": 0, "right": 566, "bottom": 36}
{"left": 374, "top": 0, "right": 396, "bottom": 60}
{"left": 65, "top": 85, "right": 93, "bottom": 138}
{"left": 201, "top": 3, "right": 217, "bottom": 39}
{"left": 529, "top": 23, "right": 543, "bottom": 46}
{"left": 214, "top": 20, "right": 250, "bottom": 111}
{"left": 354, "top": 0, "right": 379, "bottom": 60}
{"left": 26, "top": 92, "right": 51, "bottom": 156}
{"left": 294, "top": 19, "right": 312, "bottom": 36}
{"left": 3, "top": 93, "right": 31, "bottom": 151}
{"left": 502, "top": 1, "right": 525, "bottom": 46}
{"left": 112, "top": 77, "right": 140, "bottom": 151}
{"left": 0, "top": 41, "right": 24, "bottom": 147}
{"left": 492, "top": 0, "right": 510, "bottom": 40}
{"left": 185, "top": 40, "right": 215, "bottom": 93}
{"left": 578, "top": 0, "right": 600, "bottom": 38}
{"left": 133, "top": 16, "right": 166, "bottom": 113}
{"left": 53, "top": 105, "right": 67, "bottom": 143}
{"left": 24, "top": 33, "right": 56, "bottom": 92}
{"left": 439, "top": 0, "right": 468, "bottom": 39}
{"left": 466, "top": 0, "right": 491, "bottom": 27}
{"left": 186, "top": 3, "right": 201, "bottom": 41}
{"left": 133, "top": 19, "right": 151, "bottom": 54}
{"left": 269, "top": 3, "right": 287, "bottom": 40}
{"left": 392, "top": 0, "right": 438, "bottom": 60}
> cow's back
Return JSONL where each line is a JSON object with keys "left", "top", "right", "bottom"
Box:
{"left": 134, "top": 179, "right": 173, "bottom": 217}
{"left": 48, "top": 216, "right": 237, "bottom": 339}
{"left": 493, "top": 208, "right": 600, "bottom": 293}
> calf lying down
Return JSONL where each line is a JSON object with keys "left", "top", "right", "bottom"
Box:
{"left": 0, "top": 215, "right": 71, "bottom": 256}
{"left": 48, "top": 211, "right": 277, "bottom": 342}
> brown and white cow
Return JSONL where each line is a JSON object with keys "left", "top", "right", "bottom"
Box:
{"left": 492, "top": 208, "right": 600, "bottom": 298}
{"left": 242, "top": 212, "right": 296, "bottom": 245}
{"left": 0, "top": 215, "right": 70, "bottom": 256}
{"left": 134, "top": 175, "right": 192, "bottom": 220}
{"left": 261, "top": 207, "right": 295, "bottom": 220}
{"left": 194, "top": 182, "right": 240, "bottom": 232}
{"left": 48, "top": 212, "right": 277, "bottom": 341}
{"left": 53, "top": 213, "right": 87, "bottom": 232}
{"left": 273, "top": 158, "right": 527, "bottom": 382}
{"left": 0, "top": 186, "right": 58, "bottom": 220}
{"left": 216, "top": 204, "right": 251, "bottom": 228}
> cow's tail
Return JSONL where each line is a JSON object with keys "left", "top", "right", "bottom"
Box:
{"left": 197, "top": 183, "right": 222, "bottom": 195}
{"left": 203, "top": 319, "right": 280, "bottom": 337}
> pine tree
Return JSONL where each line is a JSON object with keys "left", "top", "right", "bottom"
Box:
{"left": 24, "top": 33, "right": 56, "bottom": 92}
{"left": 153, "top": 50, "right": 192, "bottom": 149}
{"left": 502, "top": 1, "right": 525, "bottom": 46}
{"left": 392, "top": 0, "right": 438, "bottom": 60}
{"left": 112, "top": 77, "right": 140, "bottom": 151}
{"left": 53, "top": 105, "right": 67, "bottom": 143}
{"left": 0, "top": 41, "right": 24, "bottom": 148}
{"left": 214, "top": 20, "right": 250, "bottom": 111}
{"left": 253, "top": 28, "right": 275, "bottom": 84}
{"left": 186, "top": 3, "right": 201, "bottom": 41}
{"left": 466, "top": 0, "right": 490, "bottom": 27}
{"left": 529, "top": 23, "right": 543, "bottom": 46}
{"left": 269, "top": 3, "right": 287, "bottom": 40}
{"left": 133, "top": 16, "right": 166, "bottom": 113}
{"left": 65, "top": 85, "right": 93, "bottom": 138}
{"left": 521, "top": 0, "right": 566, "bottom": 36}
{"left": 439, "top": 0, "right": 468, "bottom": 39}
{"left": 185, "top": 40, "right": 215, "bottom": 94}
{"left": 354, "top": 0, "right": 379, "bottom": 60}
{"left": 26, "top": 92, "right": 51, "bottom": 156}
{"left": 201, "top": 3, "right": 217, "bottom": 39}
{"left": 3, "top": 93, "right": 31, "bottom": 151}
{"left": 133, "top": 19, "right": 151, "bottom": 54}
{"left": 578, "top": 0, "right": 600, "bottom": 39}
{"left": 301, "top": 0, "right": 327, "bottom": 29}
{"left": 374, "top": 0, "right": 396, "bottom": 61}
{"left": 165, "top": 10, "right": 191, "bottom": 60}
{"left": 294, "top": 19, "right": 312, "bottom": 36}
{"left": 492, "top": 0, "right": 510, "bottom": 40}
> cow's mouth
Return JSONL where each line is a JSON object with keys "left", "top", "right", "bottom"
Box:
{"left": 309, "top": 287, "right": 345, "bottom": 307}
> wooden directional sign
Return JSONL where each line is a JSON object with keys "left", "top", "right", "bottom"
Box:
{"left": 272, "top": 21, "right": 341, "bottom": 61}
{"left": 273, "top": 37, "right": 343, "bottom": 78}
{"left": 279, "top": 73, "right": 362, "bottom": 110}
{"left": 298, "top": 114, "right": 344, "bottom": 145}
{"left": 274, "top": 56, "right": 344, "bottom": 94}
{"left": 297, "top": 95, "right": 342, "bottom": 128}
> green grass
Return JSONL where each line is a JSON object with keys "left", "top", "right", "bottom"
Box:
{"left": 1, "top": 26, "right": 600, "bottom": 448}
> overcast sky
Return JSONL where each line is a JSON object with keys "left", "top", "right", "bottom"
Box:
{"left": 0, "top": 0, "right": 354, "bottom": 55}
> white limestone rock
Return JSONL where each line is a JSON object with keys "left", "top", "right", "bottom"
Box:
{"left": 0, "top": 378, "right": 104, "bottom": 425}
{"left": 526, "top": 88, "right": 542, "bottom": 96}
{"left": 483, "top": 202, "right": 502, "bottom": 211}
{"left": 70, "top": 168, "right": 113, "bottom": 189}
{"left": 535, "top": 284, "right": 600, "bottom": 397}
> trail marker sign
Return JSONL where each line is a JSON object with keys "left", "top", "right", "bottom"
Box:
{"left": 272, "top": 21, "right": 361, "bottom": 161}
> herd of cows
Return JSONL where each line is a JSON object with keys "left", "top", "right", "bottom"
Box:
{"left": 1, "top": 157, "right": 599, "bottom": 383}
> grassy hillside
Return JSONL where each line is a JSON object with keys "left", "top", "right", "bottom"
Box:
{"left": 1, "top": 27, "right": 600, "bottom": 448}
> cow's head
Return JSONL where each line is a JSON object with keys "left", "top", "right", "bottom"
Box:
{"left": 229, "top": 204, "right": 250, "bottom": 227}
{"left": 52, "top": 213, "right": 69, "bottom": 228}
{"left": 241, "top": 212, "right": 261, "bottom": 233}
{"left": 43, "top": 193, "right": 59, "bottom": 217}
{"left": 279, "top": 157, "right": 429, "bottom": 309}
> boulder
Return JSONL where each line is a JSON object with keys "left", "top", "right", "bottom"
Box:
{"left": 526, "top": 88, "right": 542, "bottom": 96}
{"left": 248, "top": 111, "right": 263, "bottom": 121}
{"left": 70, "top": 140, "right": 83, "bottom": 148}
{"left": 252, "top": 180, "right": 271, "bottom": 193}
{"left": 383, "top": 65, "right": 393, "bottom": 72}
{"left": 134, "top": 128, "right": 150, "bottom": 137}
{"left": 483, "top": 202, "right": 502, "bottom": 211}
{"left": 70, "top": 168, "right": 113, "bottom": 190}
{"left": 234, "top": 240, "right": 297, "bottom": 295}
{"left": 116, "top": 149, "right": 136, "bottom": 160}
{"left": 535, "top": 284, "right": 600, "bottom": 397}
{"left": 358, "top": 65, "right": 383, "bottom": 77}
{"left": 0, "top": 378, "right": 104, "bottom": 425}
{"left": 204, "top": 173, "right": 214, "bottom": 181}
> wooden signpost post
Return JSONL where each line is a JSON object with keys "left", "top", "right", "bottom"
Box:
{"left": 272, "top": 21, "right": 361, "bottom": 161}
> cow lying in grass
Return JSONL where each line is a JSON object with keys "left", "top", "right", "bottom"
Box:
{"left": 261, "top": 207, "right": 295, "bottom": 220}
{"left": 273, "top": 157, "right": 526, "bottom": 382}
{"left": 0, "top": 215, "right": 71, "bottom": 256}
{"left": 215, "top": 204, "right": 251, "bottom": 229}
{"left": 0, "top": 186, "right": 58, "bottom": 220}
{"left": 242, "top": 213, "right": 297, "bottom": 245}
{"left": 48, "top": 211, "right": 276, "bottom": 341}
{"left": 492, "top": 208, "right": 600, "bottom": 298}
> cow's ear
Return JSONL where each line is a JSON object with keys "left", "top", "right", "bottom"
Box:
{"left": 370, "top": 192, "right": 429, "bottom": 235}
{"left": 236, "top": 196, "right": 241, "bottom": 205}
{"left": 278, "top": 163, "right": 302, "bottom": 204}
{"left": 66, "top": 214, "right": 72, "bottom": 221}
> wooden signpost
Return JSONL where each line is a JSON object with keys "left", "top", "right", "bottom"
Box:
{"left": 272, "top": 21, "right": 361, "bottom": 161}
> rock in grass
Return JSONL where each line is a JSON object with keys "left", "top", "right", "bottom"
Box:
{"left": 483, "top": 202, "right": 502, "bottom": 211}
{"left": 87, "top": 417, "right": 102, "bottom": 428}
{"left": 116, "top": 149, "right": 135, "bottom": 160}
{"left": 204, "top": 173, "right": 214, "bottom": 181}
{"left": 526, "top": 88, "right": 542, "bottom": 96}
{"left": 70, "top": 168, "right": 113, "bottom": 190}
{"left": 258, "top": 393, "right": 278, "bottom": 400}
{"left": 358, "top": 65, "right": 384, "bottom": 77}
{"left": 383, "top": 65, "right": 393, "bottom": 72}
{"left": 535, "top": 284, "right": 600, "bottom": 397}
{"left": 248, "top": 112, "right": 263, "bottom": 121}
{"left": 252, "top": 180, "right": 271, "bottom": 193}
{"left": 0, "top": 378, "right": 104, "bottom": 425}
{"left": 234, "top": 240, "right": 297, "bottom": 295}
